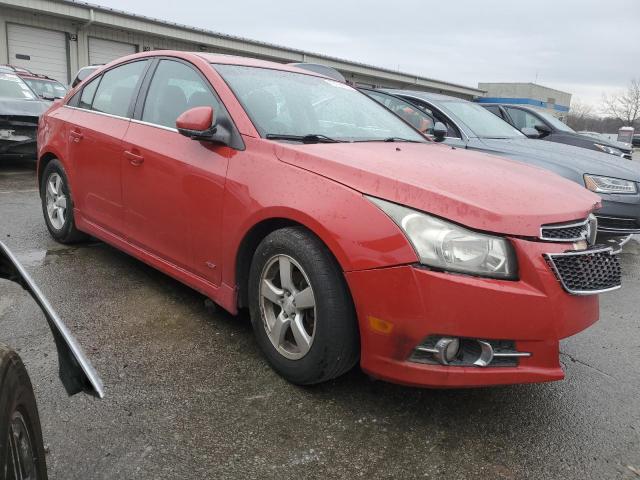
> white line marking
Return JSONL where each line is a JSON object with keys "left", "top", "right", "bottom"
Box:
{"left": 0, "top": 189, "right": 38, "bottom": 194}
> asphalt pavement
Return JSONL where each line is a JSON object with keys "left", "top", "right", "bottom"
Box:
{"left": 1, "top": 160, "right": 639, "bottom": 479}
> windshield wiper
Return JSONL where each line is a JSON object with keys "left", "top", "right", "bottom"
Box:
{"left": 351, "top": 137, "right": 422, "bottom": 143}
{"left": 383, "top": 137, "right": 421, "bottom": 143}
{"left": 266, "top": 133, "right": 341, "bottom": 144}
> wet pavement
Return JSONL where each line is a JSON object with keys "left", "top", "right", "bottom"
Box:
{"left": 1, "top": 160, "right": 639, "bottom": 479}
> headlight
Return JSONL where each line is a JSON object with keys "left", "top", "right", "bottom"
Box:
{"left": 368, "top": 197, "right": 518, "bottom": 279}
{"left": 584, "top": 174, "right": 638, "bottom": 194}
{"left": 593, "top": 144, "right": 623, "bottom": 156}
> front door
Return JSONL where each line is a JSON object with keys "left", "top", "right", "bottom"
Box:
{"left": 122, "top": 59, "right": 230, "bottom": 282}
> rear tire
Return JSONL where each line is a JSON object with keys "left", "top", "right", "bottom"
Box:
{"left": 249, "top": 227, "right": 359, "bottom": 385}
{"left": 0, "top": 346, "right": 48, "bottom": 479}
{"left": 40, "top": 159, "right": 88, "bottom": 244}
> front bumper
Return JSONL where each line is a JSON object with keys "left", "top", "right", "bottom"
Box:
{"left": 345, "top": 238, "right": 602, "bottom": 388}
{"left": 0, "top": 124, "right": 38, "bottom": 159}
{"left": 597, "top": 195, "right": 640, "bottom": 235}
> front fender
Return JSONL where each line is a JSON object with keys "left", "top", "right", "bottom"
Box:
{"left": 221, "top": 147, "right": 418, "bottom": 287}
{"left": 0, "top": 241, "right": 104, "bottom": 398}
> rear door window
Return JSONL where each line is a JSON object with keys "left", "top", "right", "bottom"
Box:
{"left": 92, "top": 61, "right": 148, "bottom": 118}
{"left": 142, "top": 60, "right": 221, "bottom": 129}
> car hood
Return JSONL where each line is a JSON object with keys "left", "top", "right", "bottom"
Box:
{"left": 274, "top": 141, "right": 600, "bottom": 237}
{"left": 477, "top": 137, "right": 640, "bottom": 181}
{"left": 570, "top": 133, "right": 631, "bottom": 152}
{"left": 0, "top": 98, "right": 50, "bottom": 118}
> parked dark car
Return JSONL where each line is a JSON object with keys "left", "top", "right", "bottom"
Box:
{"left": 633, "top": 134, "right": 640, "bottom": 148}
{"left": 479, "top": 103, "right": 633, "bottom": 160}
{"left": 0, "top": 241, "right": 103, "bottom": 478}
{"left": 0, "top": 72, "right": 50, "bottom": 159}
{"left": 362, "top": 88, "right": 640, "bottom": 235}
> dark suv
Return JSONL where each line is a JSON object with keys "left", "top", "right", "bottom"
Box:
{"left": 479, "top": 103, "right": 633, "bottom": 160}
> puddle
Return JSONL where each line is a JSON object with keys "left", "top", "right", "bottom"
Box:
{"left": 15, "top": 243, "right": 103, "bottom": 267}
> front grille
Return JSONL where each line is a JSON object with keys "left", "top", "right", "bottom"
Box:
{"left": 540, "top": 217, "right": 596, "bottom": 243}
{"left": 0, "top": 116, "right": 39, "bottom": 128}
{"left": 545, "top": 247, "right": 621, "bottom": 295}
{"left": 596, "top": 215, "right": 640, "bottom": 233}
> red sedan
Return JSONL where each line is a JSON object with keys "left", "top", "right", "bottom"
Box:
{"left": 37, "top": 52, "right": 620, "bottom": 388}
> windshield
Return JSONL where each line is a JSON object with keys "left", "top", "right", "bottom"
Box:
{"left": 213, "top": 64, "right": 426, "bottom": 143}
{"left": 441, "top": 100, "right": 524, "bottom": 139}
{"left": 535, "top": 110, "right": 575, "bottom": 133}
{"left": 0, "top": 73, "right": 38, "bottom": 100}
{"left": 22, "top": 77, "right": 67, "bottom": 99}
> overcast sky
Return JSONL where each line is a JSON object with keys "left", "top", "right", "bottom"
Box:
{"left": 96, "top": 0, "right": 639, "bottom": 110}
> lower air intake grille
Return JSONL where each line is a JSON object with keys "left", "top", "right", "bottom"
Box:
{"left": 596, "top": 216, "right": 640, "bottom": 233}
{"left": 545, "top": 247, "right": 621, "bottom": 295}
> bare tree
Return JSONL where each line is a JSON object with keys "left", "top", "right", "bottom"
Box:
{"left": 566, "top": 100, "right": 594, "bottom": 130}
{"left": 602, "top": 78, "right": 640, "bottom": 127}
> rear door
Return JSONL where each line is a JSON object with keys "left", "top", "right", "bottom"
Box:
{"left": 68, "top": 60, "right": 149, "bottom": 236}
{"left": 122, "top": 58, "right": 231, "bottom": 281}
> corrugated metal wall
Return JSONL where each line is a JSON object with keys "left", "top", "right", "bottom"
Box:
{"left": 0, "top": 5, "right": 477, "bottom": 98}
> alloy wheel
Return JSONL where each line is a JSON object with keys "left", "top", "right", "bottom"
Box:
{"left": 259, "top": 255, "right": 317, "bottom": 360}
{"left": 45, "top": 172, "right": 67, "bottom": 230}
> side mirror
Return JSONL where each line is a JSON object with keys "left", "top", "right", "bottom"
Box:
{"left": 521, "top": 127, "right": 540, "bottom": 139}
{"left": 534, "top": 123, "right": 552, "bottom": 138}
{"left": 41, "top": 92, "right": 55, "bottom": 101}
{"left": 176, "top": 106, "right": 230, "bottom": 145}
{"left": 433, "top": 122, "right": 447, "bottom": 142}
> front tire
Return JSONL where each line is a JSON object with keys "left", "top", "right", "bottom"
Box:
{"left": 249, "top": 227, "right": 359, "bottom": 385}
{"left": 40, "top": 159, "right": 87, "bottom": 244}
{"left": 0, "top": 346, "right": 48, "bottom": 479}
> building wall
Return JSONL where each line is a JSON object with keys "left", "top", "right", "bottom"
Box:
{"left": 0, "top": 2, "right": 483, "bottom": 99}
{"left": 477, "top": 82, "right": 572, "bottom": 119}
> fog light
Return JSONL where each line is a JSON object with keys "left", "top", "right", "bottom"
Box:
{"left": 411, "top": 336, "right": 531, "bottom": 367}
{"left": 415, "top": 336, "right": 460, "bottom": 365}
{"left": 433, "top": 337, "right": 460, "bottom": 365}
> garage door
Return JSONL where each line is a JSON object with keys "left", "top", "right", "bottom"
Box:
{"left": 89, "top": 38, "right": 137, "bottom": 65}
{"left": 7, "top": 24, "right": 69, "bottom": 84}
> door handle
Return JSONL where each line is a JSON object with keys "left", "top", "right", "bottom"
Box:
{"left": 124, "top": 150, "right": 144, "bottom": 166}
{"left": 70, "top": 130, "right": 83, "bottom": 142}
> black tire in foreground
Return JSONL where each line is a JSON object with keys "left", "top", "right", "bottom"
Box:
{"left": 40, "top": 159, "right": 88, "bottom": 244}
{"left": 249, "top": 227, "right": 359, "bottom": 385}
{"left": 0, "top": 346, "right": 48, "bottom": 479}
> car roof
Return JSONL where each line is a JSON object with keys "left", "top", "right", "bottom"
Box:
{"left": 197, "top": 52, "right": 333, "bottom": 78}
{"left": 18, "top": 72, "right": 61, "bottom": 82}
{"left": 101, "top": 51, "right": 336, "bottom": 80}
{"left": 477, "top": 103, "right": 538, "bottom": 112}
{"left": 382, "top": 88, "right": 468, "bottom": 103}
{"left": 0, "top": 64, "right": 33, "bottom": 75}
